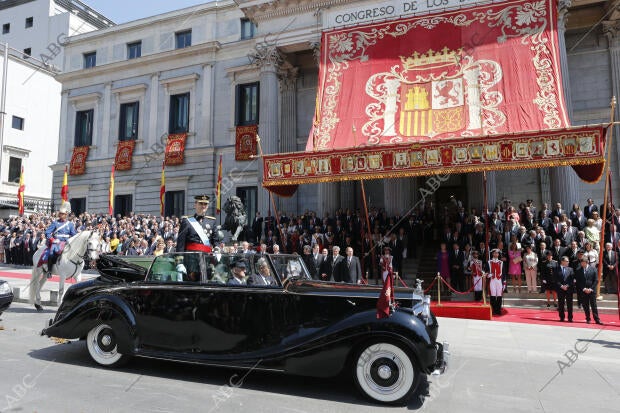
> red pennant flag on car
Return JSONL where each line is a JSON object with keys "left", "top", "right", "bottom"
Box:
{"left": 61, "top": 164, "right": 68, "bottom": 202}
{"left": 17, "top": 166, "right": 25, "bottom": 215}
{"left": 376, "top": 270, "right": 394, "bottom": 319}
{"left": 160, "top": 161, "right": 165, "bottom": 216}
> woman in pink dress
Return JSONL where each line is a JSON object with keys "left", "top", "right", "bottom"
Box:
{"left": 507, "top": 240, "right": 523, "bottom": 293}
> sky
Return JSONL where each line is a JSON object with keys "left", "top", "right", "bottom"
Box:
{"left": 84, "top": 0, "right": 212, "bottom": 24}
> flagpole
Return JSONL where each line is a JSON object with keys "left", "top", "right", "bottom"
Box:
{"left": 256, "top": 135, "right": 284, "bottom": 248}
{"left": 482, "top": 171, "right": 488, "bottom": 305}
{"left": 360, "top": 180, "right": 376, "bottom": 283}
{"left": 609, "top": 167, "right": 620, "bottom": 320}
{"left": 598, "top": 96, "right": 616, "bottom": 300}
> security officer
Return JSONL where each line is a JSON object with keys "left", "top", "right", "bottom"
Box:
{"left": 176, "top": 195, "right": 216, "bottom": 252}
{"left": 45, "top": 201, "right": 77, "bottom": 275}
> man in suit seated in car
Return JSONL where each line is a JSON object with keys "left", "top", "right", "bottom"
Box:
{"left": 227, "top": 261, "right": 247, "bottom": 285}
{"left": 248, "top": 258, "right": 278, "bottom": 286}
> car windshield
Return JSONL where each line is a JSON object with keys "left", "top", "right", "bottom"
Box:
{"left": 145, "top": 253, "right": 310, "bottom": 286}
{"left": 269, "top": 255, "right": 311, "bottom": 282}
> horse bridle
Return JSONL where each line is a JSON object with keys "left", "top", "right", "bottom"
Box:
{"left": 67, "top": 232, "right": 99, "bottom": 271}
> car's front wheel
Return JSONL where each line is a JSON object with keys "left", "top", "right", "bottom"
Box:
{"left": 353, "top": 342, "right": 421, "bottom": 405}
{"left": 86, "top": 324, "right": 129, "bottom": 367}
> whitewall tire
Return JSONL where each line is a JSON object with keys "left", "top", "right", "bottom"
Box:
{"left": 86, "top": 324, "right": 127, "bottom": 367}
{"left": 353, "top": 342, "right": 420, "bottom": 404}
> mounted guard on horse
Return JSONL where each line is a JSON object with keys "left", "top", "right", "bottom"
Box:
{"left": 41, "top": 201, "right": 76, "bottom": 277}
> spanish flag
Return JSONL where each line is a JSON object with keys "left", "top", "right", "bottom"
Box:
{"left": 160, "top": 161, "right": 165, "bottom": 216}
{"left": 108, "top": 164, "right": 115, "bottom": 216}
{"left": 17, "top": 166, "right": 24, "bottom": 215}
{"left": 216, "top": 154, "right": 223, "bottom": 214}
{"left": 61, "top": 165, "right": 68, "bottom": 202}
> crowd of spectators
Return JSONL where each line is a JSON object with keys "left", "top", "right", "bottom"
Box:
{"left": 436, "top": 197, "right": 619, "bottom": 297}
{"left": 1, "top": 195, "right": 618, "bottom": 297}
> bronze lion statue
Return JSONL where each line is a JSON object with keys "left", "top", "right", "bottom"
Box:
{"left": 223, "top": 196, "right": 248, "bottom": 241}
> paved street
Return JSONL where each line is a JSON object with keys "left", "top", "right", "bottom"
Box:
{"left": 0, "top": 301, "right": 619, "bottom": 413}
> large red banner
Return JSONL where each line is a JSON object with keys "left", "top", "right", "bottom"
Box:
{"left": 114, "top": 140, "right": 135, "bottom": 171}
{"left": 235, "top": 125, "right": 258, "bottom": 160}
{"left": 308, "top": 0, "right": 568, "bottom": 151}
{"left": 69, "top": 146, "right": 89, "bottom": 175}
{"left": 165, "top": 133, "right": 187, "bottom": 166}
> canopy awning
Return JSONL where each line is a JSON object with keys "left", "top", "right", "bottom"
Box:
{"left": 263, "top": 125, "right": 606, "bottom": 195}
{"left": 263, "top": 0, "right": 607, "bottom": 196}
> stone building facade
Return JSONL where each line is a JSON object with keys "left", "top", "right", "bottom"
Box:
{"left": 52, "top": 0, "right": 620, "bottom": 218}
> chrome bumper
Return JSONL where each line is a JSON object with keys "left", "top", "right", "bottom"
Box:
{"left": 431, "top": 342, "right": 449, "bottom": 375}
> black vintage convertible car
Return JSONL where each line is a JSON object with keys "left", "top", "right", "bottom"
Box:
{"left": 0, "top": 279, "right": 14, "bottom": 317}
{"left": 42, "top": 252, "right": 447, "bottom": 405}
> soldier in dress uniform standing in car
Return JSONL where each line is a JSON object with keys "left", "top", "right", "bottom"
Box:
{"left": 176, "top": 195, "right": 215, "bottom": 280}
{"left": 177, "top": 195, "right": 215, "bottom": 253}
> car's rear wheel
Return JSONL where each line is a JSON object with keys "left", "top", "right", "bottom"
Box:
{"left": 353, "top": 342, "right": 421, "bottom": 405}
{"left": 86, "top": 323, "right": 128, "bottom": 367}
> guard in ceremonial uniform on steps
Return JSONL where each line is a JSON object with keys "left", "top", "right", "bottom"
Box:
{"left": 177, "top": 195, "right": 215, "bottom": 253}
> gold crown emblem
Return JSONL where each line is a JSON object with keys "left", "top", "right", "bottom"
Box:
{"left": 400, "top": 47, "right": 462, "bottom": 70}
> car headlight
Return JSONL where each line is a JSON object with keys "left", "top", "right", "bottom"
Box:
{"left": 0, "top": 282, "right": 12, "bottom": 295}
{"left": 413, "top": 294, "right": 433, "bottom": 326}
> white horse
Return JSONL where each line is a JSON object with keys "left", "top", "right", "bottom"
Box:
{"left": 29, "top": 230, "right": 101, "bottom": 310}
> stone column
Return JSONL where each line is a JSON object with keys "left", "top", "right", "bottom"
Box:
{"left": 319, "top": 182, "right": 340, "bottom": 216}
{"left": 148, "top": 73, "right": 159, "bottom": 151}
{"left": 340, "top": 181, "right": 356, "bottom": 210}
{"left": 100, "top": 83, "right": 111, "bottom": 158}
{"left": 201, "top": 64, "right": 214, "bottom": 146}
{"left": 279, "top": 64, "right": 299, "bottom": 215}
{"left": 383, "top": 178, "right": 411, "bottom": 216}
{"left": 549, "top": 0, "right": 579, "bottom": 210}
{"left": 59, "top": 91, "right": 69, "bottom": 163}
{"left": 250, "top": 46, "right": 282, "bottom": 216}
{"left": 485, "top": 171, "right": 497, "bottom": 212}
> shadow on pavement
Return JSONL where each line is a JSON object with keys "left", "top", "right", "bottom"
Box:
{"left": 28, "top": 342, "right": 431, "bottom": 409}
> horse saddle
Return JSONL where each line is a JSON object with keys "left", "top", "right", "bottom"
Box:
{"left": 38, "top": 241, "right": 67, "bottom": 268}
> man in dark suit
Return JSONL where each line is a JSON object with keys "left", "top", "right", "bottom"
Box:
{"left": 302, "top": 245, "right": 319, "bottom": 280}
{"left": 248, "top": 258, "right": 278, "bottom": 286}
{"left": 575, "top": 257, "right": 603, "bottom": 324}
{"left": 554, "top": 256, "right": 576, "bottom": 322}
{"left": 550, "top": 203, "right": 565, "bottom": 220}
{"left": 449, "top": 242, "right": 465, "bottom": 291}
{"left": 551, "top": 239, "right": 567, "bottom": 262}
{"left": 584, "top": 198, "right": 598, "bottom": 219}
{"left": 318, "top": 247, "right": 330, "bottom": 280}
{"left": 324, "top": 246, "right": 345, "bottom": 282}
{"left": 343, "top": 247, "right": 363, "bottom": 284}
{"left": 559, "top": 224, "right": 574, "bottom": 247}
{"left": 603, "top": 242, "right": 618, "bottom": 294}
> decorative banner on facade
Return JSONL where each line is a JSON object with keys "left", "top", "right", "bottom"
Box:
{"left": 165, "top": 133, "right": 187, "bottom": 166}
{"left": 235, "top": 125, "right": 258, "bottom": 160}
{"left": 69, "top": 146, "right": 89, "bottom": 175}
{"left": 114, "top": 140, "right": 136, "bottom": 171}
{"left": 264, "top": 126, "right": 606, "bottom": 188}
{"left": 308, "top": 0, "right": 568, "bottom": 152}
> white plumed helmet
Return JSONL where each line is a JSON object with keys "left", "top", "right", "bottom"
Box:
{"left": 58, "top": 201, "right": 71, "bottom": 214}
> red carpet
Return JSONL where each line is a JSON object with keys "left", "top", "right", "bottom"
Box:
{"left": 431, "top": 302, "right": 492, "bottom": 320}
{"left": 0, "top": 270, "right": 76, "bottom": 284}
{"left": 494, "top": 307, "right": 620, "bottom": 330}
